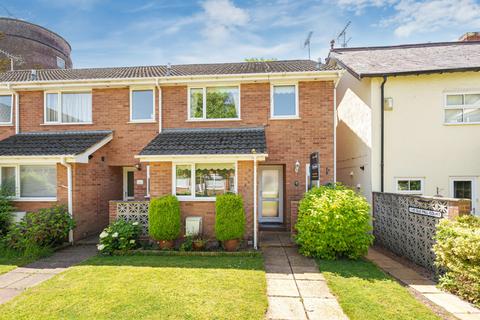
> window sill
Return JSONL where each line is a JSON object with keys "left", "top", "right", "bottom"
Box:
{"left": 12, "top": 198, "right": 57, "bottom": 202}
{"left": 186, "top": 118, "right": 241, "bottom": 122}
{"left": 444, "top": 122, "right": 480, "bottom": 126}
{"left": 128, "top": 120, "right": 156, "bottom": 124}
{"left": 269, "top": 116, "right": 300, "bottom": 120}
{"left": 0, "top": 123, "right": 13, "bottom": 126}
{"left": 176, "top": 196, "right": 217, "bottom": 202}
{"left": 41, "top": 122, "right": 93, "bottom": 126}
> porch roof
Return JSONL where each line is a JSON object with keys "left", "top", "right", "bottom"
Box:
{"left": 139, "top": 127, "right": 267, "bottom": 156}
{"left": 0, "top": 130, "right": 113, "bottom": 159}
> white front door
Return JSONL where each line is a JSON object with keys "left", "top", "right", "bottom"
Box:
{"left": 450, "top": 177, "right": 477, "bottom": 215}
{"left": 258, "top": 165, "right": 284, "bottom": 223}
{"left": 123, "top": 167, "right": 136, "bottom": 201}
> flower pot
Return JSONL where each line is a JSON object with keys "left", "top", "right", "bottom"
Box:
{"left": 223, "top": 239, "right": 239, "bottom": 252}
{"left": 193, "top": 241, "right": 206, "bottom": 251}
{"left": 158, "top": 240, "right": 174, "bottom": 250}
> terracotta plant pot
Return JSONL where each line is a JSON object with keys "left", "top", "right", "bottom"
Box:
{"left": 223, "top": 239, "right": 239, "bottom": 252}
{"left": 158, "top": 240, "right": 174, "bottom": 250}
{"left": 192, "top": 241, "right": 206, "bottom": 251}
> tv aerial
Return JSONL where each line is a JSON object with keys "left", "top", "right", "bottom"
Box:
{"left": 304, "top": 31, "right": 313, "bottom": 60}
{"left": 336, "top": 21, "right": 352, "bottom": 48}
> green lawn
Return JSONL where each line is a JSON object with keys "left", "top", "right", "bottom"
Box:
{"left": 318, "top": 258, "right": 440, "bottom": 320}
{"left": 0, "top": 255, "right": 268, "bottom": 320}
{"left": 0, "top": 246, "right": 52, "bottom": 275}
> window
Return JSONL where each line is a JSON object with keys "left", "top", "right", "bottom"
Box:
{"left": 45, "top": 92, "right": 92, "bottom": 124}
{"left": 56, "top": 57, "right": 66, "bottom": 69}
{"left": 0, "top": 95, "right": 12, "bottom": 124}
{"left": 445, "top": 93, "right": 480, "bottom": 124}
{"left": 174, "top": 163, "right": 236, "bottom": 199}
{"left": 271, "top": 84, "right": 298, "bottom": 118}
{"left": 395, "top": 178, "right": 424, "bottom": 194}
{"left": 0, "top": 165, "right": 57, "bottom": 199}
{"left": 130, "top": 89, "right": 155, "bottom": 122}
{"left": 188, "top": 86, "right": 240, "bottom": 120}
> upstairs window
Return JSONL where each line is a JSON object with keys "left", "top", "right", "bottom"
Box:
{"left": 130, "top": 89, "right": 155, "bottom": 122}
{"left": 45, "top": 92, "right": 92, "bottom": 124}
{"left": 445, "top": 93, "right": 480, "bottom": 124}
{"left": 188, "top": 86, "right": 239, "bottom": 120}
{"left": 395, "top": 178, "right": 424, "bottom": 194}
{"left": 271, "top": 84, "right": 298, "bottom": 119}
{"left": 0, "top": 95, "right": 12, "bottom": 124}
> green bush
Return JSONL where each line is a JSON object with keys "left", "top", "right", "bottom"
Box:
{"left": 3, "top": 205, "right": 75, "bottom": 250}
{"left": 148, "top": 195, "right": 181, "bottom": 241}
{"left": 97, "top": 220, "right": 141, "bottom": 255}
{"left": 215, "top": 193, "right": 245, "bottom": 241}
{"left": 0, "top": 186, "right": 14, "bottom": 237}
{"left": 295, "top": 184, "right": 373, "bottom": 259}
{"left": 433, "top": 215, "right": 480, "bottom": 306}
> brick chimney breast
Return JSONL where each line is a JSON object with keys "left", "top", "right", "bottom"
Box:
{"left": 459, "top": 32, "right": 480, "bottom": 41}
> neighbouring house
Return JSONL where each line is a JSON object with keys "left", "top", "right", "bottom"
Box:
{"left": 0, "top": 60, "right": 341, "bottom": 246}
{"left": 328, "top": 33, "right": 480, "bottom": 216}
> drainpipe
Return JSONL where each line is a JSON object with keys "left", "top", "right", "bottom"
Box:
{"left": 253, "top": 155, "right": 258, "bottom": 250}
{"left": 61, "top": 157, "right": 74, "bottom": 243}
{"left": 14, "top": 91, "right": 19, "bottom": 134}
{"left": 333, "top": 78, "right": 340, "bottom": 183}
{"left": 380, "top": 76, "right": 387, "bottom": 192}
{"left": 156, "top": 78, "right": 162, "bottom": 133}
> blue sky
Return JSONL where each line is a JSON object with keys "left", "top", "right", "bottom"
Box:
{"left": 5, "top": 0, "right": 480, "bottom": 68}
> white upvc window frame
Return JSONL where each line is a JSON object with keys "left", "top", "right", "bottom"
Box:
{"left": 394, "top": 177, "right": 425, "bottom": 195}
{"left": 43, "top": 90, "right": 93, "bottom": 125}
{"left": 444, "top": 91, "right": 480, "bottom": 125}
{"left": 129, "top": 87, "right": 156, "bottom": 123}
{"left": 0, "top": 163, "right": 57, "bottom": 201}
{"left": 172, "top": 161, "right": 238, "bottom": 201}
{"left": 0, "top": 94, "right": 13, "bottom": 125}
{"left": 187, "top": 85, "right": 241, "bottom": 121}
{"left": 270, "top": 83, "right": 299, "bottom": 119}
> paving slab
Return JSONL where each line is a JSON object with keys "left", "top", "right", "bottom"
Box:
{"left": 266, "top": 296, "right": 307, "bottom": 320}
{"left": 424, "top": 293, "right": 480, "bottom": 315}
{"left": 303, "top": 298, "right": 349, "bottom": 320}
{"left": 267, "top": 278, "right": 299, "bottom": 297}
{"left": 0, "top": 272, "right": 30, "bottom": 288}
{"left": 6, "top": 273, "right": 54, "bottom": 290}
{"left": 296, "top": 279, "right": 334, "bottom": 298}
{"left": 454, "top": 313, "right": 480, "bottom": 320}
{"left": 383, "top": 266, "right": 427, "bottom": 282}
{"left": 264, "top": 255, "right": 290, "bottom": 266}
{"left": 0, "top": 288, "right": 22, "bottom": 304}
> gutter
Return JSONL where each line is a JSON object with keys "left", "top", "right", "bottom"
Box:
{"left": 253, "top": 155, "right": 258, "bottom": 250}
{"left": 155, "top": 78, "right": 162, "bottom": 133}
{"left": 60, "top": 157, "right": 74, "bottom": 243}
{"left": 14, "top": 91, "right": 19, "bottom": 134}
{"left": 380, "top": 76, "right": 387, "bottom": 192}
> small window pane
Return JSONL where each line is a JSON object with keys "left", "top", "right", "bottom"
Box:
{"left": 397, "top": 180, "right": 409, "bottom": 191}
{"left": 446, "top": 94, "right": 464, "bottom": 106}
{"left": 206, "top": 87, "right": 239, "bottom": 119}
{"left": 176, "top": 165, "right": 191, "bottom": 196}
{"left": 273, "top": 85, "right": 296, "bottom": 116}
{"left": 190, "top": 88, "right": 203, "bottom": 119}
{"left": 132, "top": 90, "right": 154, "bottom": 121}
{"left": 0, "top": 95, "right": 12, "bottom": 123}
{"left": 409, "top": 180, "right": 421, "bottom": 191}
{"left": 61, "top": 92, "right": 92, "bottom": 123}
{"left": 445, "top": 109, "right": 463, "bottom": 123}
{"left": 20, "top": 165, "right": 56, "bottom": 198}
{"left": 1, "top": 167, "right": 16, "bottom": 196}
{"left": 46, "top": 93, "right": 59, "bottom": 122}
{"left": 453, "top": 181, "right": 472, "bottom": 199}
{"left": 465, "top": 94, "right": 480, "bottom": 106}
{"left": 463, "top": 108, "right": 480, "bottom": 123}
{"left": 195, "top": 163, "right": 235, "bottom": 197}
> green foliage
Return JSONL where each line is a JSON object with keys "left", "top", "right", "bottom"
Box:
{"left": 0, "top": 186, "right": 14, "bottom": 237}
{"left": 295, "top": 184, "right": 373, "bottom": 259}
{"left": 215, "top": 193, "right": 245, "bottom": 241}
{"left": 2, "top": 205, "right": 75, "bottom": 250}
{"left": 148, "top": 195, "right": 181, "bottom": 241}
{"left": 433, "top": 215, "right": 480, "bottom": 306}
{"left": 206, "top": 91, "right": 237, "bottom": 119}
{"left": 98, "top": 220, "right": 141, "bottom": 255}
{"left": 180, "top": 235, "right": 194, "bottom": 252}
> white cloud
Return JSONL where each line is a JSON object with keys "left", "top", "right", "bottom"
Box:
{"left": 200, "top": 0, "right": 250, "bottom": 42}
{"left": 337, "top": 0, "right": 395, "bottom": 14}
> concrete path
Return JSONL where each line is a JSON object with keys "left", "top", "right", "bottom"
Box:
{"left": 367, "top": 248, "right": 480, "bottom": 320}
{"left": 0, "top": 245, "right": 97, "bottom": 305}
{"left": 261, "top": 232, "right": 348, "bottom": 320}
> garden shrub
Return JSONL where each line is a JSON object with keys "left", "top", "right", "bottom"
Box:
{"left": 215, "top": 193, "right": 245, "bottom": 241}
{"left": 0, "top": 186, "right": 14, "bottom": 237}
{"left": 433, "top": 215, "right": 480, "bottom": 306}
{"left": 3, "top": 205, "right": 75, "bottom": 250}
{"left": 97, "top": 219, "right": 141, "bottom": 255}
{"left": 295, "top": 184, "right": 373, "bottom": 259}
{"left": 148, "top": 195, "right": 181, "bottom": 241}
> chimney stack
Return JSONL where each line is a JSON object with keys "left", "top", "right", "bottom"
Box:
{"left": 459, "top": 32, "right": 480, "bottom": 42}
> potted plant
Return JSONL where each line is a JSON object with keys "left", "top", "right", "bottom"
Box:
{"left": 148, "top": 195, "right": 181, "bottom": 249}
{"left": 215, "top": 193, "right": 245, "bottom": 251}
{"left": 192, "top": 235, "right": 207, "bottom": 251}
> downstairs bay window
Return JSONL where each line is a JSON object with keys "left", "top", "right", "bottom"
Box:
{"left": 0, "top": 165, "right": 57, "bottom": 200}
{"left": 174, "top": 163, "right": 236, "bottom": 200}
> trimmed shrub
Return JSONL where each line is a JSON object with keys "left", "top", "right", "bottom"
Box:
{"left": 148, "top": 195, "right": 181, "bottom": 241}
{"left": 0, "top": 186, "right": 14, "bottom": 237}
{"left": 3, "top": 205, "right": 75, "bottom": 250}
{"left": 295, "top": 184, "right": 373, "bottom": 259}
{"left": 215, "top": 193, "right": 245, "bottom": 241}
{"left": 97, "top": 220, "right": 141, "bottom": 255}
{"left": 433, "top": 215, "right": 480, "bottom": 306}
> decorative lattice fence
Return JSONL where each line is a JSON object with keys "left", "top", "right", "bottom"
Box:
{"left": 373, "top": 192, "right": 470, "bottom": 271}
{"left": 115, "top": 201, "right": 149, "bottom": 236}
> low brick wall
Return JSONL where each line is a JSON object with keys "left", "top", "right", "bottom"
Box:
{"left": 290, "top": 201, "right": 299, "bottom": 234}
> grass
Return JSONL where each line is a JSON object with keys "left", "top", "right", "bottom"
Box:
{"left": 0, "top": 255, "right": 268, "bottom": 320}
{"left": 318, "top": 258, "right": 440, "bottom": 320}
{"left": 0, "top": 245, "right": 53, "bottom": 275}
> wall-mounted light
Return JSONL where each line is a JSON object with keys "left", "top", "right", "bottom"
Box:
{"left": 360, "top": 165, "right": 365, "bottom": 171}
{"left": 135, "top": 164, "right": 142, "bottom": 171}
{"left": 294, "top": 160, "right": 300, "bottom": 174}
{"left": 384, "top": 97, "right": 394, "bottom": 111}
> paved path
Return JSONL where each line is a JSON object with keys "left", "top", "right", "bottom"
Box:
{"left": 367, "top": 248, "right": 480, "bottom": 320}
{"left": 0, "top": 245, "right": 97, "bottom": 305}
{"left": 261, "top": 232, "right": 348, "bottom": 320}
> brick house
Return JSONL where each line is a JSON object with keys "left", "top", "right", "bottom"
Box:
{"left": 0, "top": 60, "right": 341, "bottom": 247}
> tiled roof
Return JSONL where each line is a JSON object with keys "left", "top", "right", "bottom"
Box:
{"left": 139, "top": 127, "right": 267, "bottom": 156}
{"left": 0, "top": 60, "right": 340, "bottom": 83}
{"left": 328, "top": 41, "right": 480, "bottom": 77}
{"left": 0, "top": 130, "right": 112, "bottom": 156}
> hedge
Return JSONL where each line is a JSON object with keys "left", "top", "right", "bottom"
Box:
{"left": 148, "top": 195, "right": 181, "bottom": 241}
{"left": 215, "top": 193, "right": 245, "bottom": 241}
